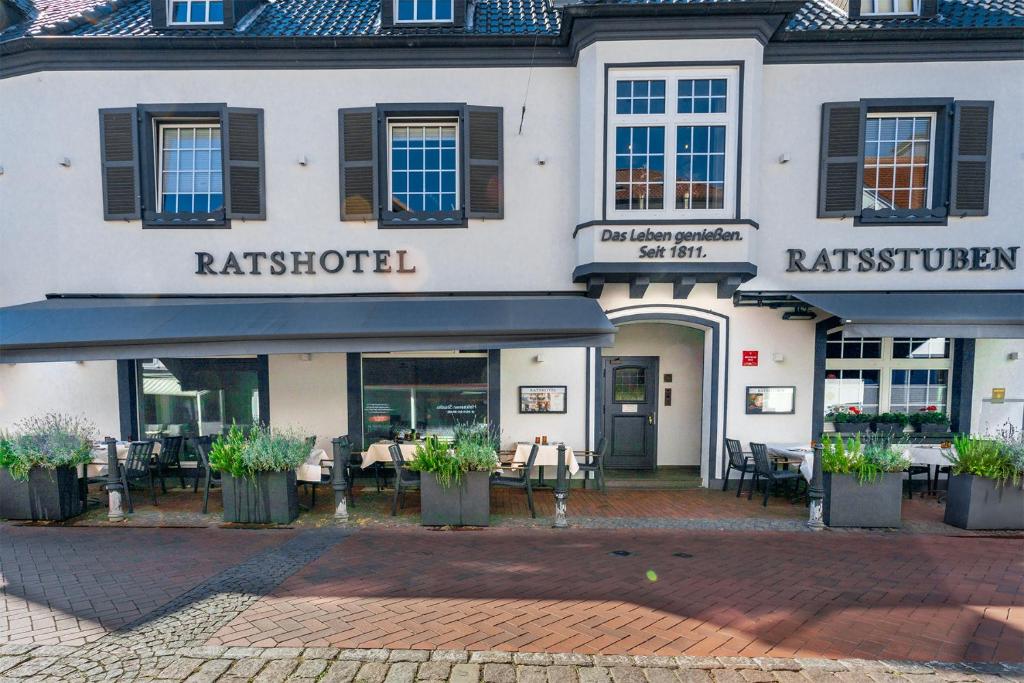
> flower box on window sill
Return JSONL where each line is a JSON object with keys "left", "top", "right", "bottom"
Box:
{"left": 143, "top": 211, "right": 227, "bottom": 228}
{"left": 857, "top": 207, "right": 948, "bottom": 225}
{"left": 380, "top": 210, "right": 464, "bottom": 228}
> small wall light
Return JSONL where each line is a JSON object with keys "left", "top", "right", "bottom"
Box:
{"left": 59, "top": 157, "right": 72, "bottom": 168}
{"left": 778, "top": 154, "right": 790, "bottom": 164}
{"left": 534, "top": 353, "right": 545, "bottom": 363}
{"left": 1009, "top": 352, "right": 1020, "bottom": 361}
{"left": 772, "top": 352, "right": 785, "bottom": 363}
{"left": 300, "top": 353, "right": 313, "bottom": 361}
{"left": 297, "top": 155, "right": 309, "bottom": 166}
{"left": 536, "top": 156, "right": 547, "bottom": 166}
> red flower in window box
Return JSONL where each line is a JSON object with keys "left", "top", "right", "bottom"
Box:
{"left": 849, "top": 406, "right": 861, "bottom": 415}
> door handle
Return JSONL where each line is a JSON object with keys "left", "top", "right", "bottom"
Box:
{"left": 648, "top": 414, "right": 656, "bottom": 426}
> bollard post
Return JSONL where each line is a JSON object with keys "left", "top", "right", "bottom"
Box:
{"left": 807, "top": 442, "right": 825, "bottom": 530}
{"left": 105, "top": 437, "right": 125, "bottom": 522}
{"left": 553, "top": 442, "right": 568, "bottom": 528}
{"left": 332, "top": 436, "right": 350, "bottom": 520}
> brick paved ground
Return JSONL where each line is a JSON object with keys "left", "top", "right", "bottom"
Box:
{"left": 209, "top": 528, "right": 1024, "bottom": 663}
{"left": 0, "top": 526, "right": 295, "bottom": 645}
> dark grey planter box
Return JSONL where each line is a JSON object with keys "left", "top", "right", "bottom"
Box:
{"left": 824, "top": 472, "right": 903, "bottom": 528}
{"left": 221, "top": 471, "right": 298, "bottom": 524}
{"left": 916, "top": 423, "right": 950, "bottom": 434}
{"left": 872, "top": 423, "right": 906, "bottom": 434}
{"left": 0, "top": 466, "right": 82, "bottom": 521}
{"left": 833, "top": 423, "right": 871, "bottom": 434}
{"left": 944, "top": 474, "right": 1024, "bottom": 530}
{"left": 420, "top": 470, "right": 490, "bottom": 526}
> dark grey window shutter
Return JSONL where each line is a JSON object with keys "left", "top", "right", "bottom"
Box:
{"left": 919, "top": 0, "right": 938, "bottom": 17}
{"left": 453, "top": 0, "right": 466, "bottom": 27}
{"left": 339, "top": 107, "right": 379, "bottom": 221}
{"left": 950, "top": 100, "right": 993, "bottom": 217}
{"left": 223, "top": 107, "right": 266, "bottom": 220}
{"left": 817, "top": 102, "right": 864, "bottom": 218}
{"left": 380, "top": 0, "right": 394, "bottom": 28}
{"left": 151, "top": 0, "right": 168, "bottom": 28}
{"left": 99, "top": 108, "right": 141, "bottom": 220}
{"left": 464, "top": 105, "right": 503, "bottom": 219}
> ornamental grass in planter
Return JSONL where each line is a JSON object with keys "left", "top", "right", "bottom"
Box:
{"left": 943, "top": 432, "right": 1024, "bottom": 530}
{"left": 820, "top": 432, "right": 910, "bottom": 528}
{"left": 0, "top": 413, "right": 95, "bottom": 521}
{"left": 409, "top": 426, "right": 499, "bottom": 527}
{"left": 210, "top": 425, "right": 308, "bottom": 524}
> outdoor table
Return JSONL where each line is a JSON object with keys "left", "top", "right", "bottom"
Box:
{"left": 511, "top": 443, "right": 580, "bottom": 483}
{"left": 361, "top": 442, "right": 419, "bottom": 469}
{"left": 766, "top": 444, "right": 814, "bottom": 482}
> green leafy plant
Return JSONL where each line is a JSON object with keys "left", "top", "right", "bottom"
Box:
{"left": 948, "top": 434, "right": 1018, "bottom": 486}
{"left": 909, "top": 409, "right": 949, "bottom": 426}
{"left": 0, "top": 412, "right": 96, "bottom": 481}
{"left": 209, "top": 424, "right": 310, "bottom": 479}
{"left": 409, "top": 426, "right": 500, "bottom": 488}
{"left": 874, "top": 412, "right": 909, "bottom": 426}
{"left": 826, "top": 408, "right": 875, "bottom": 424}
{"left": 819, "top": 432, "right": 908, "bottom": 484}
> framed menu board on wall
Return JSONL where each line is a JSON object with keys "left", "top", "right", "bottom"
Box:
{"left": 519, "top": 386, "right": 567, "bottom": 414}
{"left": 745, "top": 386, "right": 795, "bottom": 415}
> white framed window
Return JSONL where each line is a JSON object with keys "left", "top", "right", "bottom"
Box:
{"left": 859, "top": 0, "right": 920, "bottom": 15}
{"left": 387, "top": 119, "right": 459, "bottom": 214}
{"left": 168, "top": 0, "right": 224, "bottom": 24}
{"left": 863, "top": 112, "right": 936, "bottom": 211}
{"left": 825, "top": 334, "right": 953, "bottom": 416}
{"left": 607, "top": 67, "right": 738, "bottom": 220}
{"left": 395, "top": 0, "right": 453, "bottom": 22}
{"left": 157, "top": 122, "right": 223, "bottom": 214}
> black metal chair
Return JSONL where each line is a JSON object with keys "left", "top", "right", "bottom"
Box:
{"left": 389, "top": 443, "right": 420, "bottom": 516}
{"left": 723, "top": 438, "right": 756, "bottom": 497}
{"left": 154, "top": 435, "right": 185, "bottom": 492}
{"left": 193, "top": 438, "right": 221, "bottom": 514}
{"left": 120, "top": 440, "right": 157, "bottom": 512}
{"left": 578, "top": 438, "right": 606, "bottom": 491}
{"left": 748, "top": 442, "right": 804, "bottom": 507}
{"left": 492, "top": 442, "right": 540, "bottom": 518}
{"left": 905, "top": 464, "right": 930, "bottom": 499}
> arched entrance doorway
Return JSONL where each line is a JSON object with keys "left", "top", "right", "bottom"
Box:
{"left": 587, "top": 305, "right": 728, "bottom": 487}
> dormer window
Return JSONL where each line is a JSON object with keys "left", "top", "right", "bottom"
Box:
{"left": 395, "top": 0, "right": 453, "bottom": 23}
{"left": 858, "top": 0, "right": 920, "bottom": 15}
{"left": 169, "top": 0, "right": 224, "bottom": 24}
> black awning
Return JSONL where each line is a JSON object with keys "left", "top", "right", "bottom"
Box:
{"left": 797, "top": 291, "right": 1024, "bottom": 339}
{"left": 0, "top": 295, "right": 617, "bottom": 362}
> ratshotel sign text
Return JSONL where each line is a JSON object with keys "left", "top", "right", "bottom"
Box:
{"left": 195, "top": 249, "right": 417, "bottom": 276}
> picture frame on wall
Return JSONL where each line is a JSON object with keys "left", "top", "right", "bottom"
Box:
{"left": 519, "top": 386, "right": 567, "bottom": 414}
{"left": 745, "top": 386, "right": 796, "bottom": 415}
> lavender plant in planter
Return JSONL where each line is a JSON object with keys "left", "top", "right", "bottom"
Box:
{"left": 209, "top": 425, "right": 307, "bottom": 524}
{"left": 943, "top": 433, "right": 1024, "bottom": 530}
{"left": 819, "top": 433, "right": 909, "bottom": 528}
{"left": 0, "top": 413, "right": 95, "bottom": 522}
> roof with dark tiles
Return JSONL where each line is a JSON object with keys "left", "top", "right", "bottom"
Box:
{"left": 1, "top": 0, "right": 1021, "bottom": 41}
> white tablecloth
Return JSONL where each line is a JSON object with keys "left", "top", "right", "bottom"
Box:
{"left": 296, "top": 448, "right": 330, "bottom": 483}
{"left": 765, "top": 444, "right": 814, "bottom": 481}
{"left": 512, "top": 443, "right": 580, "bottom": 475}
{"left": 361, "top": 442, "right": 419, "bottom": 469}
{"left": 903, "top": 445, "right": 953, "bottom": 467}
{"left": 86, "top": 441, "right": 163, "bottom": 477}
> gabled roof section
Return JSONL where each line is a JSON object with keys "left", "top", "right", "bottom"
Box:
{"left": 0, "top": 0, "right": 1022, "bottom": 41}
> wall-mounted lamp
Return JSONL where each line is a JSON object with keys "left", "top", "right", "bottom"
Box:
{"left": 1009, "top": 352, "right": 1020, "bottom": 361}
{"left": 534, "top": 353, "right": 545, "bottom": 363}
{"left": 297, "top": 155, "right": 309, "bottom": 166}
{"left": 778, "top": 154, "right": 790, "bottom": 164}
{"left": 59, "top": 157, "right": 72, "bottom": 168}
{"left": 536, "top": 156, "right": 547, "bottom": 166}
{"left": 0, "top": 165, "right": 5, "bottom": 175}
{"left": 300, "top": 353, "right": 313, "bottom": 361}
{"left": 772, "top": 352, "right": 785, "bottom": 363}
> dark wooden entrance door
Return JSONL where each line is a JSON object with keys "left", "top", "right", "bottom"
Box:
{"left": 601, "top": 356, "right": 659, "bottom": 470}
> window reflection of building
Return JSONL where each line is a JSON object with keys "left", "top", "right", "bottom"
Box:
{"left": 361, "top": 355, "right": 488, "bottom": 447}
{"left": 137, "top": 358, "right": 261, "bottom": 438}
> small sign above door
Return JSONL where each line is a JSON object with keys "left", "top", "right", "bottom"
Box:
{"left": 622, "top": 404, "right": 639, "bottom": 414}
{"left": 742, "top": 350, "right": 759, "bottom": 367}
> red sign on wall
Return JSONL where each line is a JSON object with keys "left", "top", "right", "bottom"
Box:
{"left": 742, "top": 350, "right": 759, "bottom": 367}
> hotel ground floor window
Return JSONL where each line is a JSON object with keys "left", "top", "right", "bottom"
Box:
{"left": 137, "top": 358, "right": 263, "bottom": 439}
{"left": 361, "top": 355, "right": 488, "bottom": 446}
{"left": 824, "top": 334, "right": 952, "bottom": 415}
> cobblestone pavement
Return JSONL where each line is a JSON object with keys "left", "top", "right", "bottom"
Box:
{"left": 0, "top": 644, "right": 1021, "bottom": 682}
{"left": 209, "top": 528, "right": 1024, "bottom": 663}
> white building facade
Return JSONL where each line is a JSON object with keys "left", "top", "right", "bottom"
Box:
{"left": 0, "top": 0, "right": 1022, "bottom": 485}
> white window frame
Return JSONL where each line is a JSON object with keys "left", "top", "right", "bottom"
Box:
{"left": 859, "top": 0, "right": 921, "bottom": 16}
{"left": 386, "top": 117, "right": 461, "bottom": 215}
{"left": 863, "top": 111, "right": 937, "bottom": 212}
{"left": 167, "top": 0, "right": 224, "bottom": 24}
{"left": 824, "top": 335, "right": 954, "bottom": 416}
{"left": 393, "top": 0, "right": 454, "bottom": 23}
{"left": 606, "top": 67, "right": 739, "bottom": 221}
{"left": 156, "top": 121, "right": 223, "bottom": 215}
